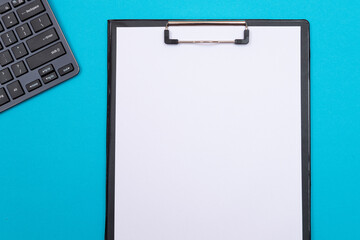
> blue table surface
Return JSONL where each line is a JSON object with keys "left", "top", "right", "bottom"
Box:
{"left": 1, "top": 0, "right": 359, "bottom": 239}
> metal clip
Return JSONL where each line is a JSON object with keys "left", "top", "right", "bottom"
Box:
{"left": 164, "top": 21, "right": 249, "bottom": 45}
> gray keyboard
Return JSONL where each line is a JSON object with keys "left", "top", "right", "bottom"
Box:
{"left": 0, "top": 0, "right": 79, "bottom": 113}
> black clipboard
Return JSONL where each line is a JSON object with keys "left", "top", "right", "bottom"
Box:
{"left": 106, "top": 19, "right": 310, "bottom": 240}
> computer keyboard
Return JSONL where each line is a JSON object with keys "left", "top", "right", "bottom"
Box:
{"left": 0, "top": 0, "right": 79, "bottom": 113}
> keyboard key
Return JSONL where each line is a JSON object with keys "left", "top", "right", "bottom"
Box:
{"left": 11, "top": 43, "right": 28, "bottom": 59}
{"left": 0, "top": 88, "right": 10, "bottom": 106}
{"left": 0, "top": 3, "right": 11, "bottom": 14}
{"left": 42, "top": 71, "right": 57, "bottom": 84}
{"left": 0, "top": 23, "right": 4, "bottom": 33}
{"left": 27, "top": 28, "right": 59, "bottom": 52}
{"left": 11, "top": 61, "right": 28, "bottom": 77}
{"left": 31, "top": 14, "right": 52, "bottom": 33}
{"left": 2, "top": 12, "right": 19, "bottom": 29}
{"left": 1, "top": 31, "right": 18, "bottom": 47}
{"left": 58, "top": 64, "right": 74, "bottom": 76}
{"left": 0, "top": 50, "right": 14, "bottom": 67}
{"left": 38, "top": 64, "right": 54, "bottom": 76}
{"left": 26, "top": 42, "right": 66, "bottom": 70}
{"left": 7, "top": 80, "right": 24, "bottom": 99}
{"left": 0, "top": 68, "right": 13, "bottom": 84}
{"left": 11, "top": 0, "right": 25, "bottom": 8}
{"left": 0, "top": 42, "right": 3, "bottom": 51}
{"left": 16, "top": 23, "right": 32, "bottom": 40}
{"left": 17, "top": 0, "right": 45, "bottom": 21}
{"left": 26, "top": 79, "right": 41, "bottom": 92}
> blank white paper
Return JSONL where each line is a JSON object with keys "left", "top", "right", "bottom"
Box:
{"left": 114, "top": 26, "right": 302, "bottom": 240}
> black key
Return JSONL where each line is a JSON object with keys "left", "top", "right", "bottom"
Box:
{"left": 11, "top": 61, "right": 28, "bottom": 77}
{"left": 11, "top": 43, "right": 28, "bottom": 59}
{"left": 26, "top": 79, "right": 41, "bottom": 92}
{"left": 26, "top": 42, "right": 66, "bottom": 70}
{"left": 38, "top": 64, "right": 54, "bottom": 76}
{"left": 2, "top": 12, "right": 19, "bottom": 29}
{"left": 42, "top": 71, "right": 57, "bottom": 84}
{"left": 0, "top": 23, "right": 4, "bottom": 33}
{"left": 31, "top": 14, "right": 52, "bottom": 33}
{"left": 0, "top": 50, "right": 14, "bottom": 67}
{"left": 58, "top": 63, "right": 74, "bottom": 76}
{"left": 0, "top": 42, "right": 3, "bottom": 51}
{"left": 15, "top": 23, "right": 32, "bottom": 40}
{"left": 27, "top": 28, "right": 59, "bottom": 52}
{"left": 1, "top": 31, "right": 18, "bottom": 47}
{"left": 0, "top": 88, "right": 10, "bottom": 106}
{"left": 7, "top": 80, "right": 24, "bottom": 99}
{"left": 11, "top": 0, "right": 25, "bottom": 8}
{"left": 17, "top": 0, "right": 45, "bottom": 21}
{"left": 0, "top": 68, "right": 13, "bottom": 84}
{"left": 0, "top": 3, "right": 11, "bottom": 14}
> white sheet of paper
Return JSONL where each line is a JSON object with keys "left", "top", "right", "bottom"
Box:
{"left": 114, "top": 26, "right": 302, "bottom": 240}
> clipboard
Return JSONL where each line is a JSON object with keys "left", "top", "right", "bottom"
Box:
{"left": 106, "top": 19, "right": 310, "bottom": 240}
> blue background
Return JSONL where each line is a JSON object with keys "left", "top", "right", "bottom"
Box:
{"left": 1, "top": 0, "right": 359, "bottom": 239}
